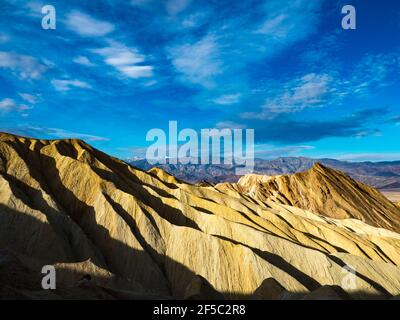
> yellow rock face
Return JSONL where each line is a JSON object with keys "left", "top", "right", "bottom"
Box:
{"left": 1, "top": 132, "right": 400, "bottom": 299}
{"left": 217, "top": 163, "right": 400, "bottom": 233}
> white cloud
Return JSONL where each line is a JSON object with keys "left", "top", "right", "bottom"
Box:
{"left": 96, "top": 46, "right": 144, "bottom": 66}
{"left": 17, "top": 104, "right": 32, "bottom": 111}
{"left": 181, "top": 12, "right": 207, "bottom": 28}
{"left": 291, "top": 74, "right": 330, "bottom": 103}
{"left": 350, "top": 53, "right": 397, "bottom": 93}
{"left": 256, "top": 0, "right": 323, "bottom": 45}
{"left": 51, "top": 79, "right": 92, "bottom": 92}
{"left": 0, "top": 98, "right": 15, "bottom": 111}
{"left": 242, "top": 73, "right": 331, "bottom": 119}
{"left": 117, "top": 65, "right": 153, "bottom": 78}
{"left": 144, "top": 80, "right": 157, "bottom": 87}
{"left": 169, "top": 35, "right": 222, "bottom": 87}
{"left": 213, "top": 93, "right": 241, "bottom": 105}
{"left": 256, "top": 14, "right": 289, "bottom": 39}
{"left": 24, "top": 1, "right": 45, "bottom": 18}
{"left": 254, "top": 144, "right": 315, "bottom": 158}
{"left": 216, "top": 121, "right": 247, "bottom": 129}
{"left": 73, "top": 56, "right": 94, "bottom": 67}
{"left": 93, "top": 41, "right": 153, "bottom": 79}
{"left": 66, "top": 11, "right": 115, "bottom": 37}
{"left": 0, "top": 98, "right": 32, "bottom": 113}
{"left": 18, "top": 93, "right": 38, "bottom": 104}
{"left": 0, "top": 51, "right": 48, "bottom": 79}
{"left": 28, "top": 126, "right": 110, "bottom": 141}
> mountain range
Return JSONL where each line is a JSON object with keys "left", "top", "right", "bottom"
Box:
{"left": 1, "top": 132, "right": 400, "bottom": 300}
{"left": 128, "top": 157, "right": 400, "bottom": 191}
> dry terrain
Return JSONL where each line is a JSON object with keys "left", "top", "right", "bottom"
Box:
{"left": 1, "top": 132, "right": 400, "bottom": 300}
{"left": 381, "top": 189, "right": 400, "bottom": 203}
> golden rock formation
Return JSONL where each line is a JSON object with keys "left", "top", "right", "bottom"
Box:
{"left": 217, "top": 163, "right": 400, "bottom": 233}
{"left": 1, "top": 133, "right": 400, "bottom": 299}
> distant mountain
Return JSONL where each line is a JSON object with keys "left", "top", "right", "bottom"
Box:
{"left": 128, "top": 157, "right": 400, "bottom": 189}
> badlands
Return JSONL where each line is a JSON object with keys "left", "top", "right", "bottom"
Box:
{"left": 1, "top": 132, "right": 400, "bottom": 299}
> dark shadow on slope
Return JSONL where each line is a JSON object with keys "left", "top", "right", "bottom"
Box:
{"left": 328, "top": 255, "right": 391, "bottom": 298}
{"left": 0, "top": 204, "right": 177, "bottom": 298}
{"left": 0, "top": 204, "right": 69, "bottom": 264}
{"left": 0, "top": 173, "right": 107, "bottom": 267}
{"left": 191, "top": 206, "right": 214, "bottom": 215}
{"left": 36, "top": 155, "right": 171, "bottom": 295}
{"left": 0, "top": 204, "right": 395, "bottom": 300}
{"left": 302, "top": 232, "right": 348, "bottom": 254}
{"left": 213, "top": 235, "right": 321, "bottom": 292}
{"left": 89, "top": 165, "right": 201, "bottom": 230}
{"left": 102, "top": 193, "right": 169, "bottom": 285}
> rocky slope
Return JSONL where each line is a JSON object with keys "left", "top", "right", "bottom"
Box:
{"left": 1, "top": 133, "right": 400, "bottom": 300}
{"left": 217, "top": 164, "right": 400, "bottom": 233}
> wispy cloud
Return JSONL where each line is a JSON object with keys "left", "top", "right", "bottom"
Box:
{"left": 350, "top": 53, "right": 397, "bottom": 93}
{"left": 24, "top": 1, "right": 46, "bottom": 18}
{"left": 0, "top": 51, "right": 48, "bottom": 79}
{"left": 242, "top": 73, "right": 331, "bottom": 119}
{"left": 256, "top": 14, "right": 289, "bottom": 39}
{"left": 18, "top": 93, "right": 38, "bottom": 104}
{"left": 254, "top": 144, "right": 315, "bottom": 158}
{"left": 256, "top": 0, "right": 323, "bottom": 45}
{"left": 216, "top": 121, "right": 247, "bottom": 129}
{"left": 213, "top": 93, "right": 242, "bottom": 105}
{"left": 28, "top": 126, "right": 110, "bottom": 141}
{"left": 0, "top": 98, "right": 31, "bottom": 113}
{"left": 51, "top": 79, "right": 92, "bottom": 92}
{"left": 166, "top": 0, "right": 324, "bottom": 90}
{"left": 181, "top": 12, "right": 207, "bottom": 28}
{"left": 0, "top": 98, "right": 17, "bottom": 111}
{"left": 242, "top": 50, "right": 400, "bottom": 120}
{"left": 93, "top": 41, "right": 153, "bottom": 79}
{"left": 73, "top": 56, "right": 94, "bottom": 67}
{"left": 65, "top": 10, "right": 115, "bottom": 37}
{"left": 301, "top": 32, "right": 341, "bottom": 69}
{"left": 169, "top": 35, "right": 222, "bottom": 87}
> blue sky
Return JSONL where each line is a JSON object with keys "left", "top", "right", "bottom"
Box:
{"left": 0, "top": 0, "right": 399, "bottom": 161}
